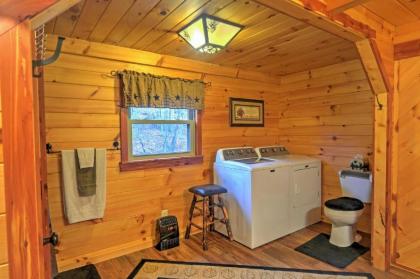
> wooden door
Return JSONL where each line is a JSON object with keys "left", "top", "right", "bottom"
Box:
{"left": 392, "top": 56, "right": 420, "bottom": 274}
{"left": 0, "top": 20, "right": 52, "bottom": 279}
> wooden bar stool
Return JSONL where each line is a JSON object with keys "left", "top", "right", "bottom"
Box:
{"left": 185, "top": 184, "right": 233, "bottom": 250}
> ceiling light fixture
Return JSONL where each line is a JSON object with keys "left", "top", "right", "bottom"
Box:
{"left": 178, "top": 14, "right": 243, "bottom": 54}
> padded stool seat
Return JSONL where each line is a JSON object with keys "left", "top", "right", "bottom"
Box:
{"left": 188, "top": 184, "right": 227, "bottom": 196}
{"left": 185, "top": 184, "right": 232, "bottom": 250}
{"left": 325, "top": 197, "right": 364, "bottom": 211}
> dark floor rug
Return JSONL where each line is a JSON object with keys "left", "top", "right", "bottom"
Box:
{"left": 128, "top": 259, "right": 374, "bottom": 279}
{"left": 54, "top": 264, "right": 101, "bottom": 279}
{"left": 295, "top": 233, "right": 369, "bottom": 269}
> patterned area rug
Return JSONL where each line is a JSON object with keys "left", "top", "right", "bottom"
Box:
{"left": 128, "top": 259, "right": 374, "bottom": 279}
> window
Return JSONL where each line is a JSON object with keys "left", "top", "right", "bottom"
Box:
{"left": 120, "top": 107, "right": 202, "bottom": 170}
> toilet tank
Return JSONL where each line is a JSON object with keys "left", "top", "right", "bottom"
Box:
{"left": 339, "top": 169, "right": 372, "bottom": 203}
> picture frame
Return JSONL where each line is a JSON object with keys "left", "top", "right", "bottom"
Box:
{"left": 229, "top": 98, "right": 264, "bottom": 127}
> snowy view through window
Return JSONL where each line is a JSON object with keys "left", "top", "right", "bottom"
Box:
{"left": 130, "top": 108, "right": 193, "bottom": 157}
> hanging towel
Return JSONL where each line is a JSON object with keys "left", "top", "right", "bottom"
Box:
{"left": 75, "top": 150, "right": 96, "bottom": 196}
{"left": 61, "top": 149, "right": 107, "bottom": 224}
{"left": 76, "top": 148, "right": 95, "bottom": 168}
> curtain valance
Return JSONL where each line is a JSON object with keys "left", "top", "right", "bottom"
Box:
{"left": 118, "top": 70, "right": 205, "bottom": 110}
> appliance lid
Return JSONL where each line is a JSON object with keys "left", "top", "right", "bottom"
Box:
{"left": 264, "top": 154, "right": 320, "bottom": 165}
{"left": 233, "top": 158, "right": 274, "bottom": 165}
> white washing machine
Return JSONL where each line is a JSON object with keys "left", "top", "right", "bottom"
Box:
{"left": 256, "top": 146, "right": 322, "bottom": 233}
{"left": 213, "top": 147, "right": 290, "bottom": 249}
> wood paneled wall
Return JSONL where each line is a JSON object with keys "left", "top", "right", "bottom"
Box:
{"left": 44, "top": 36, "right": 374, "bottom": 271}
{"left": 276, "top": 59, "right": 374, "bottom": 233}
{"left": 391, "top": 56, "right": 420, "bottom": 273}
{"left": 44, "top": 37, "right": 283, "bottom": 271}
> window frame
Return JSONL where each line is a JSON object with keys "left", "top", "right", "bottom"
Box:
{"left": 120, "top": 107, "right": 203, "bottom": 171}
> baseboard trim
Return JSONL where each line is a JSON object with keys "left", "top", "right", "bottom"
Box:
{"left": 57, "top": 229, "right": 195, "bottom": 272}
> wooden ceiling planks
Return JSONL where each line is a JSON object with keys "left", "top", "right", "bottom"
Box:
{"left": 362, "top": 0, "right": 419, "bottom": 26}
{"left": 45, "top": 0, "right": 360, "bottom": 76}
{"left": 88, "top": 0, "right": 137, "bottom": 42}
{"left": 45, "top": 1, "right": 85, "bottom": 37}
{"left": 360, "top": 0, "right": 420, "bottom": 26}
{"left": 71, "top": 0, "right": 111, "bottom": 39}
{"left": 104, "top": 0, "right": 160, "bottom": 45}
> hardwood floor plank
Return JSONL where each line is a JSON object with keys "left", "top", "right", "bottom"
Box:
{"left": 94, "top": 222, "right": 411, "bottom": 279}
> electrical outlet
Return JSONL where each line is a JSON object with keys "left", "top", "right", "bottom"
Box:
{"left": 161, "top": 209, "right": 169, "bottom": 217}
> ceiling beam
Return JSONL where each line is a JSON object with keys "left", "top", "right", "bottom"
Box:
{"left": 395, "top": 39, "right": 420, "bottom": 60}
{"left": 0, "top": 0, "right": 56, "bottom": 36}
{"left": 326, "top": 0, "right": 371, "bottom": 14}
{"left": 253, "top": 0, "right": 375, "bottom": 42}
{"left": 356, "top": 39, "right": 391, "bottom": 94}
{"left": 31, "top": 0, "right": 83, "bottom": 30}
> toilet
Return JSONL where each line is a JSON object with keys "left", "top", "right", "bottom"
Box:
{"left": 324, "top": 169, "right": 372, "bottom": 247}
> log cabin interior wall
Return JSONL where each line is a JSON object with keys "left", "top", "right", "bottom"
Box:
{"left": 43, "top": 34, "right": 374, "bottom": 271}
{"left": 0, "top": 0, "right": 419, "bottom": 277}
{"left": 44, "top": 36, "right": 283, "bottom": 271}
{"left": 276, "top": 59, "right": 374, "bottom": 234}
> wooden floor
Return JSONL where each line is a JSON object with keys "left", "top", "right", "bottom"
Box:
{"left": 95, "top": 222, "right": 418, "bottom": 279}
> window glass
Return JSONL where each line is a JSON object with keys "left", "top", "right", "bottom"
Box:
{"left": 131, "top": 123, "right": 191, "bottom": 156}
{"left": 130, "top": 107, "right": 192, "bottom": 121}
{"left": 127, "top": 107, "right": 195, "bottom": 160}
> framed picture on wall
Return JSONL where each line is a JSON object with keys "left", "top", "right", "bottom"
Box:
{"left": 229, "top": 98, "right": 264, "bottom": 127}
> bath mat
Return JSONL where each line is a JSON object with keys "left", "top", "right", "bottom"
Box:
{"left": 54, "top": 264, "right": 101, "bottom": 279}
{"left": 295, "top": 233, "right": 369, "bottom": 269}
{"left": 127, "top": 259, "right": 374, "bottom": 278}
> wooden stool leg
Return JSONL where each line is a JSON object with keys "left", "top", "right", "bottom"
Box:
{"left": 185, "top": 195, "right": 197, "bottom": 239}
{"left": 209, "top": 195, "right": 215, "bottom": 232}
{"left": 218, "top": 194, "right": 233, "bottom": 241}
{"left": 202, "top": 196, "right": 208, "bottom": 250}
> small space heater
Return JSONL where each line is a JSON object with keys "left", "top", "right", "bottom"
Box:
{"left": 155, "top": 216, "right": 179, "bottom": 251}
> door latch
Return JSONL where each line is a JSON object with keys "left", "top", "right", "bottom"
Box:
{"left": 43, "top": 232, "right": 59, "bottom": 246}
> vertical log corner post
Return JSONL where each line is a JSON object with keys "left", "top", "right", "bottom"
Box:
{"left": 0, "top": 20, "right": 46, "bottom": 278}
{"left": 356, "top": 39, "right": 391, "bottom": 271}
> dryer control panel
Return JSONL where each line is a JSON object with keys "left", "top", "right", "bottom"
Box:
{"left": 222, "top": 147, "right": 257, "bottom": 161}
{"left": 256, "top": 146, "right": 289, "bottom": 157}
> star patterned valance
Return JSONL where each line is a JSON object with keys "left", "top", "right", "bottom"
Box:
{"left": 118, "top": 70, "right": 205, "bottom": 110}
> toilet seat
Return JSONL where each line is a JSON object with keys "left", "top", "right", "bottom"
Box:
{"left": 324, "top": 197, "right": 365, "bottom": 247}
{"left": 325, "top": 197, "right": 364, "bottom": 211}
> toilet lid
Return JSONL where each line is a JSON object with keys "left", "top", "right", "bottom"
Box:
{"left": 325, "top": 197, "right": 364, "bottom": 211}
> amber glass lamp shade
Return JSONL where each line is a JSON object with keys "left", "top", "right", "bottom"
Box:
{"left": 178, "top": 14, "right": 243, "bottom": 54}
